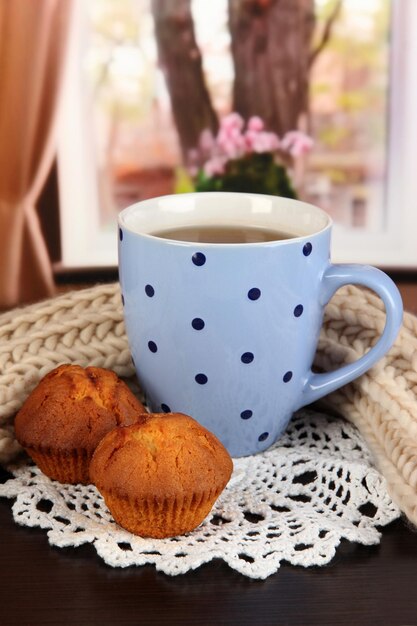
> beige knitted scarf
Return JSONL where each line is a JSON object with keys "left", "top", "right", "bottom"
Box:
{"left": 1, "top": 282, "right": 416, "bottom": 527}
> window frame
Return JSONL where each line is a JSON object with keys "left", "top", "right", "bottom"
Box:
{"left": 56, "top": 0, "right": 417, "bottom": 270}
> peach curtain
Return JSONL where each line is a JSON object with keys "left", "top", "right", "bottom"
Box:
{"left": 0, "top": 0, "right": 72, "bottom": 308}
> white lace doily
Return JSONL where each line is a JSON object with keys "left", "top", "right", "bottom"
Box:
{"left": 0, "top": 410, "right": 400, "bottom": 580}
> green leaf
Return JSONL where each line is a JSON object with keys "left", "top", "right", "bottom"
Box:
{"left": 194, "top": 155, "right": 297, "bottom": 199}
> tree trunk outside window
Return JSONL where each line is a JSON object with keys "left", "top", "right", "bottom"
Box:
{"left": 152, "top": 0, "right": 341, "bottom": 157}
{"left": 151, "top": 0, "right": 219, "bottom": 157}
{"left": 228, "top": 0, "right": 315, "bottom": 137}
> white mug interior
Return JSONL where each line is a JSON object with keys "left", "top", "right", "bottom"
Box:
{"left": 119, "top": 192, "right": 331, "bottom": 242}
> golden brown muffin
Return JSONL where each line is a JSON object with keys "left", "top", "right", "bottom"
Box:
{"left": 90, "top": 412, "right": 233, "bottom": 538}
{"left": 14, "top": 364, "right": 147, "bottom": 484}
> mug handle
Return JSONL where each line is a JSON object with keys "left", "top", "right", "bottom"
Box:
{"left": 298, "top": 264, "right": 403, "bottom": 407}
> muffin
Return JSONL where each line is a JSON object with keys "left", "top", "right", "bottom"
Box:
{"left": 14, "top": 364, "right": 147, "bottom": 484}
{"left": 90, "top": 412, "right": 233, "bottom": 538}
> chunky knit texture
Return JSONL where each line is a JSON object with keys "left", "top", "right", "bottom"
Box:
{"left": 1, "top": 282, "right": 416, "bottom": 526}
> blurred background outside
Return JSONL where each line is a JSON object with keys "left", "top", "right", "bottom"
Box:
{"left": 74, "top": 0, "right": 390, "bottom": 234}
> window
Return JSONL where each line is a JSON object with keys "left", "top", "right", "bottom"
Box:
{"left": 57, "top": 0, "right": 417, "bottom": 268}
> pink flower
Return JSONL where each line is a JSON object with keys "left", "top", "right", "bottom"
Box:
{"left": 193, "top": 114, "right": 311, "bottom": 181}
{"left": 247, "top": 116, "right": 264, "bottom": 132}
{"left": 220, "top": 112, "right": 244, "bottom": 134}
{"left": 186, "top": 149, "right": 200, "bottom": 177}
{"left": 199, "top": 129, "right": 215, "bottom": 153}
{"left": 217, "top": 127, "right": 246, "bottom": 159}
{"left": 281, "top": 131, "right": 314, "bottom": 157}
{"left": 245, "top": 130, "right": 280, "bottom": 153}
{"left": 203, "top": 156, "right": 227, "bottom": 177}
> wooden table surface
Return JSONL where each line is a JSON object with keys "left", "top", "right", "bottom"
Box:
{"left": 1, "top": 461, "right": 417, "bottom": 626}
{"left": 1, "top": 279, "right": 416, "bottom": 626}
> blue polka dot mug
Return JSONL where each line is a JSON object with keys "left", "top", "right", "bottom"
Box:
{"left": 118, "top": 192, "right": 403, "bottom": 457}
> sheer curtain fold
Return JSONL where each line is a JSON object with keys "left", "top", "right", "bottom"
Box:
{"left": 0, "top": 0, "right": 72, "bottom": 308}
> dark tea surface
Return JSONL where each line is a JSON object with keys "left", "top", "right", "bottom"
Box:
{"left": 151, "top": 224, "right": 295, "bottom": 243}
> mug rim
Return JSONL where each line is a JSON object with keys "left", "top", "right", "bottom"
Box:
{"left": 118, "top": 191, "right": 332, "bottom": 247}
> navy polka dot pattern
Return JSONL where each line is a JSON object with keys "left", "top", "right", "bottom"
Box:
{"left": 192, "top": 252, "right": 206, "bottom": 266}
{"left": 241, "top": 352, "right": 254, "bottom": 364}
{"left": 248, "top": 288, "right": 261, "bottom": 300}
{"left": 119, "top": 227, "right": 123, "bottom": 242}
{"left": 191, "top": 318, "right": 205, "bottom": 330}
{"left": 303, "top": 242, "right": 312, "bottom": 256}
{"left": 129, "top": 232, "right": 319, "bottom": 456}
